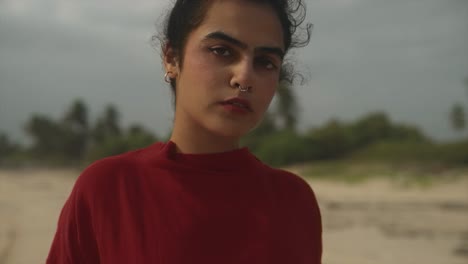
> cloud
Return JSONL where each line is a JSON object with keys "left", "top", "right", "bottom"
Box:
{"left": 0, "top": 0, "right": 172, "bottom": 142}
{"left": 297, "top": 0, "right": 468, "bottom": 140}
{"left": 1, "top": 0, "right": 168, "bottom": 33}
{"left": 0, "top": 0, "right": 467, "bottom": 143}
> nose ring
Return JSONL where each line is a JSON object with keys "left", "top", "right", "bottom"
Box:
{"left": 237, "top": 84, "right": 251, "bottom": 93}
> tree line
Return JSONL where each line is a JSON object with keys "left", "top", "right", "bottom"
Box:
{"left": 0, "top": 99, "right": 157, "bottom": 167}
{"left": 1, "top": 80, "right": 467, "bottom": 167}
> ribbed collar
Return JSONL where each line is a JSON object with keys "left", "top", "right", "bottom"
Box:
{"left": 155, "top": 141, "right": 257, "bottom": 172}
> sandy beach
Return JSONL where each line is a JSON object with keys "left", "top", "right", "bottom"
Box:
{"left": 0, "top": 168, "right": 467, "bottom": 264}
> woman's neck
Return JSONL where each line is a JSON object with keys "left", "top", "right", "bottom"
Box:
{"left": 170, "top": 118, "right": 240, "bottom": 154}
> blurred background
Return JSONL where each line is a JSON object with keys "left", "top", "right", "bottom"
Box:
{"left": 0, "top": 0, "right": 467, "bottom": 263}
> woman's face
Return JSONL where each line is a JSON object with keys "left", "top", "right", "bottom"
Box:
{"left": 165, "top": 0, "right": 284, "bottom": 139}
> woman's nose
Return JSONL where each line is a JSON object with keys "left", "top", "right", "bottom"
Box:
{"left": 230, "top": 59, "right": 254, "bottom": 90}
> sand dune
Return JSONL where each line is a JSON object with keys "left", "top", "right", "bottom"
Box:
{"left": 0, "top": 169, "right": 467, "bottom": 264}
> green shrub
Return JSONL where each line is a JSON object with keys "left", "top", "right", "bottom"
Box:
{"left": 350, "top": 140, "right": 468, "bottom": 165}
{"left": 253, "top": 130, "right": 312, "bottom": 167}
{"left": 85, "top": 125, "right": 157, "bottom": 163}
{"left": 437, "top": 140, "right": 468, "bottom": 164}
{"left": 306, "top": 120, "right": 354, "bottom": 159}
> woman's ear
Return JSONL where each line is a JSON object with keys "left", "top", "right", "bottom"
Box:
{"left": 163, "top": 44, "right": 179, "bottom": 78}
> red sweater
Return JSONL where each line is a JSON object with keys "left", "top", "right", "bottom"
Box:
{"left": 47, "top": 141, "right": 322, "bottom": 263}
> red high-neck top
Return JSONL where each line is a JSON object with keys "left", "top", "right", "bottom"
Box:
{"left": 47, "top": 141, "right": 322, "bottom": 264}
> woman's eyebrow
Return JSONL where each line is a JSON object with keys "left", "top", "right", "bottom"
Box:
{"left": 257, "top": 47, "right": 284, "bottom": 60}
{"left": 203, "top": 31, "right": 284, "bottom": 59}
{"left": 204, "top": 31, "right": 247, "bottom": 49}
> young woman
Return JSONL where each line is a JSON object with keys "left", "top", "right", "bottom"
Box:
{"left": 47, "top": 0, "right": 322, "bottom": 263}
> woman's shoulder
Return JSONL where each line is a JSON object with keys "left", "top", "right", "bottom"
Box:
{"left": 73, "top": 142, "right": 165, "bottom": 194}
{"left": 276, "top": 169, "right": 313, "bottom": 193}
{"left": 255, "top": 162, "right": 316, "bottom": 197}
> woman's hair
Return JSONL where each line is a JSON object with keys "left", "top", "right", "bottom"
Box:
{"left": 153, "top": 0, "right": 312, "bottom": 92}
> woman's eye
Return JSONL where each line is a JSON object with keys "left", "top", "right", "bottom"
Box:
{"left": 257, "top": 57, "right": 277, "bottom": 70}
{"left": 209, "top": 47, "right": 231, "bottom": 56}
{"left": 265, "top": 62, "right": 275, "bottom": 70}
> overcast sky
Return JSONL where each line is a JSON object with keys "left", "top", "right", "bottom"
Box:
{"left": 1, "top": 0, "right": 467, "bottom": 144}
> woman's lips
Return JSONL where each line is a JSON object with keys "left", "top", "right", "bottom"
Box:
{"left": 220, "top": 97, "right": 253, "bottom": 113}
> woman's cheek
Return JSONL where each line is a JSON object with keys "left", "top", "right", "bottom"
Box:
{"left": 188, "top": 52, "right": 220, "bottom": 78}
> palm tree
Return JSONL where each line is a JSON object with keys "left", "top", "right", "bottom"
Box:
{"left": 275, "top": 82, "right": 299, "bottom": 130}
{"left": 62, "top": 99, "right": 89, "bottom": 159}
{"left": 451, "top": 103, "right": 466, "bottom": 133}
{"left": 63, "top": 99, "right": 88, "bottom": 132}
{"left": 92, "top": 104, "right": 122, "bottom": 143}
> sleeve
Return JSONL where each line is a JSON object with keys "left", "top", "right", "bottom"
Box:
{"left": 46, "top": 173, "right": 100, "bottom": 264}
{"left": 284, "top": 170, "right": 323, "bottom": 264}
{"left": 305, "top": 182, "right": 323, "bottom": 264}
{"left": 271, "top": 169, "right": 323, "bottom": 264}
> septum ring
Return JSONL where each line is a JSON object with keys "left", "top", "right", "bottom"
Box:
{"left": 237, "top": 84, "right": 251, "bottom": 93}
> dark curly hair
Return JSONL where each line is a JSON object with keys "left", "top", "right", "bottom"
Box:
{"left": 153, "top": 0, "right": 312, "bottom": 92}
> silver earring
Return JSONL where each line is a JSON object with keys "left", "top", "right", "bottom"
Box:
{"left": 164, "top": 72, "right": 172, "bottom": 83}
